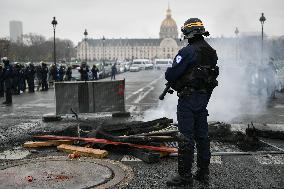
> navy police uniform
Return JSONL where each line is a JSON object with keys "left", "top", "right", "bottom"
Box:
{"left": 0, "top": 65, "right": 4, "bottom": 97}
{"left": 2, "top": 59, "right": 14, "bottom": 105}
{"left": 58, "top": 66, "right": 66, "bottom": 81}
{"left": 165, "top": 19, "right": 218, "bottom": 187}
{"left": 26, "top": 64, "right": 36, "bottom": 93}
{"left": 79, "top": 64, "right": 89, "bottom": 81}
{"left": 0, "top": 64, "right": 4, "bottom": 97}
{"left": 65, "top": 67, "right": 72, "bottom": 81}
{"left": 41, "top": 63, "right": 49, "bottom": 91}
{"left": 91, "top": 65, "right": 99, "bottom": 80}
{"left": 13, "top": 64, "right": 21, "bottom": 95}
{"left": 111, "top": 64, "right": 117, "bottom": 80}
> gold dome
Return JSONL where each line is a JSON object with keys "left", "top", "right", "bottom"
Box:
{"left": 159, "top": 6, "right": 178, "bottom": 39}
{"left": 161, "top": 8, "right": 177, "bottom": 28}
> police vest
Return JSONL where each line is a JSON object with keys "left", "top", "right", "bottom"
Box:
{"left": 171, "top": 40, "right": 219, "bottom": 92}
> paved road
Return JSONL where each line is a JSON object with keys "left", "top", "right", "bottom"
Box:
{"left": 0, "top": 69, "right": 283, "bottom": 188}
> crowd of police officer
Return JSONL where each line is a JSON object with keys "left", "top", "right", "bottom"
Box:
{"left": 0, "top": 58, "right": 113, "bottom": 105}
{"left": 0, "top": 58, "right": 75, "bottom": 106}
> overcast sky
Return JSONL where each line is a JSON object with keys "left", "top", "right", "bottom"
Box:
{"left": 1, "top": 0, "right": 283, "bottom": 45}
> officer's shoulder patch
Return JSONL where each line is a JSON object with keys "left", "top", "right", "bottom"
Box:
{"left": 176, "top": 55, "right": 182, "bottom": 64}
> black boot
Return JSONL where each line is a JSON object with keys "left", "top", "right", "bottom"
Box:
{"left": 193, "top": 158, "right": 210, "bottom": 186}
{"left": 167, "top": 142, "right": 194, "bottom": 187}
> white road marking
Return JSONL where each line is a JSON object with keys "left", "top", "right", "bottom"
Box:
{"left": 126, "top": 74, "right": 163, "bottom": 100}
{"left": 125, "top": 74, "right": 163, "bottom": 113}
{"left": 134, "top": 86, "right": 155, "bottom": 104}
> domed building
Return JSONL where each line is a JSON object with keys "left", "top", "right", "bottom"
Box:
{"left": 159, "top": 7, "right": 178, "bottom": 39}
{"left": 77, "top": 6, "right": 185, "bottom": 61}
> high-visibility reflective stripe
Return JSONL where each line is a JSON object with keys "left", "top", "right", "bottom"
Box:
{"left": 183, "top": 22, "right": 203, "bottom": 29}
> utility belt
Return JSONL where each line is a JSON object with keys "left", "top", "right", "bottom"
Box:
{"left": 177, "top": 86, "right": 207, "bottom": 98}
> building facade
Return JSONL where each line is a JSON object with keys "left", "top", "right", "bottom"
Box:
{"left": 77, "top": 7, "right": 185, "bottom": 61}
{"left": 9, "top": 21, "right": 23, "bottom": 43}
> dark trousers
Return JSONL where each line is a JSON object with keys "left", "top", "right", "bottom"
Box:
{"left": 92, "top": 73, "right": 98, "bottom": 80}
{"left": 13, "top": 79, "right": 20, "bottom": 95}
{"left": 19, "top": 78, "right": 26, "bottom": 92}
{"left": 42, "top": 79, "right": 48, "bottom": 91}
{"left": 27, "top": 78, "right": 35, "bottom": 92}
{"left": 177, "top": 91, "right": 211, "bottom": 172}
{"left": 37, "top": 80, "right": 42, "bottom": 91}
{"left": 5, "top": 88, "right": 12, "bottom": 103}
{"left": 111, "top": 73, "right": 116, "bottom": 80}
{"left": 0, "top": 81, "right": 4, "bottom": 97}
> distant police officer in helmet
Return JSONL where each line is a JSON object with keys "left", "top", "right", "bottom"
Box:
{"left": 165, "top": 18, "right": 219, "bottom": 187}
{"left": 2, "top": 57, "right": 14, "bottom": 105}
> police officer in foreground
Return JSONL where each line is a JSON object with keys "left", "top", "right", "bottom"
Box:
{"left": 165, "top": 18, "right": 219, "bottom": 187}
{"left": 2, "top": 58, "right": 14, "bottom": 105}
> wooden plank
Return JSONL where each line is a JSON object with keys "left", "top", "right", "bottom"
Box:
{"left": 34, "top": 135, "right": 178, "bottom": 153}
{"left": 23, "top": 140, "right": 73, "bottom": 148}
{"left": 57, "top": 144, "right": 108, "bottom": 159}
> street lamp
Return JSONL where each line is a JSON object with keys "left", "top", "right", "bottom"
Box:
{"left": 84, "top": 29, "right": 88, "bottom": 62}
{"left": 259, "top": 13, "right": 266, "bottom": 63}
{"left": 235, "top": 27, "right": 239, "bottom": 63}
{"left": 67, "top": 43, "right": 70, "bottom": 62}
{"left": 3, "top": 47, "right": 7, "bottom": 57}
{"left": 131, "top": 44, "right": 134, "bottom": 62}
{"left": 102, "top": 36, "right": 106, "bottom": 65}
{"left": 51, "top": 17, "right": 57, "bottom": 66}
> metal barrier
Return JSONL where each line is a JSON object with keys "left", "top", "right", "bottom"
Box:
{"left": 55, "top": 80, "right": 125, "bottom": 115}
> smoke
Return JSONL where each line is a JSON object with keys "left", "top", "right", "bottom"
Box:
{"left": 144, "top": 36, "right": 275, "bottom": 123}
{"left": 143, "top": 90, "right": 178, "bottom": 122}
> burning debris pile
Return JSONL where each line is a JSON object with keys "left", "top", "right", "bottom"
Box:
{"left": 23, "top": 118, "right": 281, "bottom": 163}
{"left": 25, "top": 118, "right": 178, "bottom": 163}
